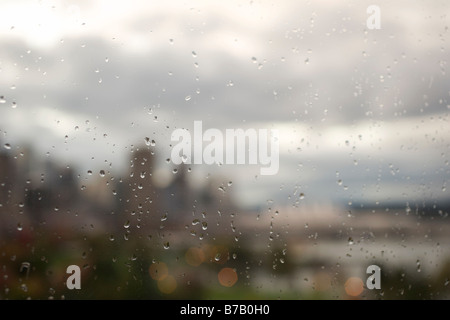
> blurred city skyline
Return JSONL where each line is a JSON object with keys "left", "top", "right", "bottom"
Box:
{"left": 0, "top": 1, "right": 449, "bottom": 208}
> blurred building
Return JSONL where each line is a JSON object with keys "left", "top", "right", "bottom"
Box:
{"left": 120, "top": 146, "right": 162, "bottom": 233}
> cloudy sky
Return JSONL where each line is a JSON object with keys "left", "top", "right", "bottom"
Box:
{"left": 0, "top": 0, "right": 449, "bottom": 208}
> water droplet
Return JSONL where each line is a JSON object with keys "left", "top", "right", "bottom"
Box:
{"left": 109, "top": 235, "right": 115, "bottom": 241}
{"left": 19, "top": 262, "right": 30, "bottom": 279}
{"left": 11, "top": 102, "right": 17, "bottom": 108}
{"left": 20, "top": 284, "right": 28, "bottom": 292}
{"left": 161, "top": 213, "right": 168, "bottom": 222}
{"left": 163, "top": 242, "right": 170, "bottom": 249}
{"left": 99, "top": 170, "right": 105, "bottom": 177}
{"left": 124, "top": 220, "right": 130, "bottom": 229}
{"left": 192, "top": 51, "right": 197, "bottom": 57}
{"left": 201, "top": 222, "right": 207, "bottom": 230}
{"left": 17, "top": 223, "right": 22, "bottom": 231}
{"left": 144, "top": 137, "right": 151, "bottom": 146}
{"left": 444, "top": 278, "right": 449, "bottom": 286}
{"left": 0, "top": 96, "right": 5, "bottom": 104}
{"left": 348, "top": 237, "right": 354, "bottom": 245}
{"left": 185, "top": 95, "right": 191, "bottom": 101}
{"left": 299, "top": 193, "right": 305, "bottom": 200}
{"left": 87, "top": 170, "right": 92, "bottom": 175}
{"left": 304, "top": 58, "right": 309, "bottom": 64}
{"left": 214, "top": 253, "right": 221, "bottom": 262}
{"left": 192, "top": 219, "right": 200, "bottom": 225}
{"left": 4, "top": 143, "right": 11, "bottom": 150}
{"left": 172, "top": 168, "right": 178, "bottom": 174}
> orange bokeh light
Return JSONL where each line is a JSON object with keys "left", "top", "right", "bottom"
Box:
{"left": 344, "top": 277, "right": 364, "bottom": 297}
{"left": 157, "top": 275, "right": 177, "bottom": 294}
{"left": 218, "top": 267, "right": 238, "bottom": 287}
{"left": 185, "top": 247, "right": 205, "bottom": 267}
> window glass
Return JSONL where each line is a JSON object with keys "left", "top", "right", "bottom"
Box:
{"left": 0, "top": 1, "right": 449, "bottom": 300}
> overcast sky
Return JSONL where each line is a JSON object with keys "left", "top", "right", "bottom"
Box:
{"left": 0, "top": 0, "right": 449, "bottom": 208}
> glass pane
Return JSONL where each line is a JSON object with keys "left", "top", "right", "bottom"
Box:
{"left": 0, "top": 0, "right": 449, "bottom": 300}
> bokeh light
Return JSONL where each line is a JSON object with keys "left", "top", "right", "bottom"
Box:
{"left": 157, "top": 275, "right": 177, "bottom": 294}
{"left": 344, "top": 277, "right": 364, "bottom": 297}
{"left": 218, "top": 267, "right": 238, "bottom": 287}
{"left": 185, "top": 247, "right": 205, "bottom": 267}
